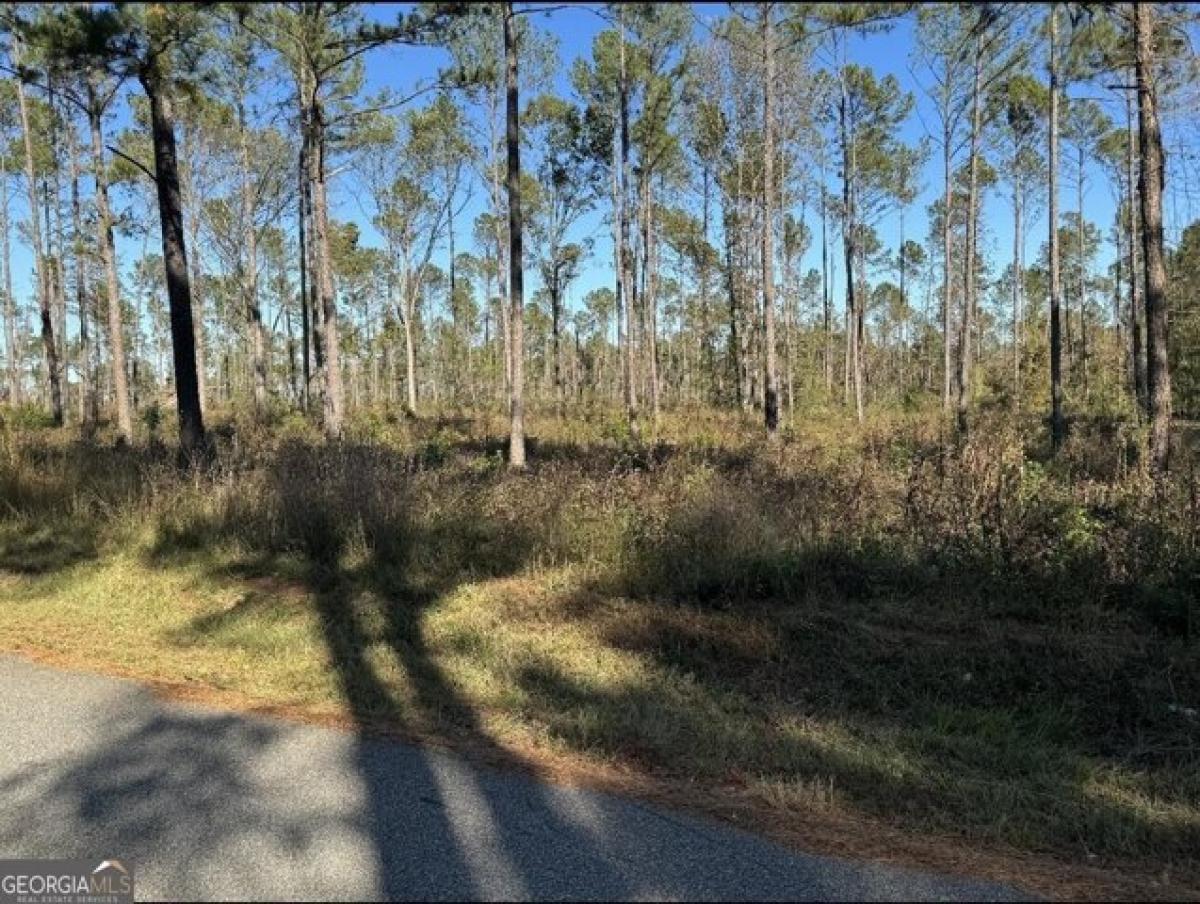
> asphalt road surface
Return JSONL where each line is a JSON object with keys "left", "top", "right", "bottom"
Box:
{"left": 0, "top": 654, "right": 1028, "bottom": 902}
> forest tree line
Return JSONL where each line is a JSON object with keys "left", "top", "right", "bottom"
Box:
{"left": 0, "top": 2, "right": 1196, "bottom": 471}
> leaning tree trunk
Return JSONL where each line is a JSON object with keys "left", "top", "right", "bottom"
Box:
{"left": 1048, "top": 7, "right": 1065, "bottom": 452}
{"left": 504, "top": 2, "right": 526, "bottom": 468}
{"left": 87, "top": 80, "right": 133, "bottom": 443}
{"left": 16, "top": 64, "right": 62, "bottom": 426}
{"left": 140, "top": 65, "right": 207, "bottom": 459}
{"left": 1135, "top": 2, "right": 1172, "bottom": 475}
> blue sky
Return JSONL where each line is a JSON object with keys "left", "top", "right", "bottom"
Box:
{"left": 340, "top": 3, "right": 1135, "bottom": 315}
{"left": 8, "top": 2, "right": 1196, "bottom": 353}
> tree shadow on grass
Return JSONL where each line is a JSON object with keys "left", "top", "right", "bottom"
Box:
{"left": 133, "top": 440, "right": 1040, "bottom": 898}
{"left": 139, "top": 441, "right": 647, "bottom": 899}
{"left": 0, "top": 520, "right": 98, "bottom": 575}
{"left": 134, "top": 435, "right": 1198, "bottom": 888}
{"left": 551, "top": 509, "right": 1200, "bottom": 874}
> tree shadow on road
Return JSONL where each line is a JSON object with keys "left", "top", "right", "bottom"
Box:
{"left": 137, "top": 440, "right": 653, "bottom": 899}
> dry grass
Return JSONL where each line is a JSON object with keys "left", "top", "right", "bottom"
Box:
{"left": 0, "top": 403, "right": 1197, "bottom": 899}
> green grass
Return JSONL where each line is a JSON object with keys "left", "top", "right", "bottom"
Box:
{"left": 0, "top": 405, "right": 1197, "bottom": 896}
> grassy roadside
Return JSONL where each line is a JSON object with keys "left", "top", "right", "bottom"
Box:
{"left": 0, "top": 407, "right": 1197, "bottom": 899}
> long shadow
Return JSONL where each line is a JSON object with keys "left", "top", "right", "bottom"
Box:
{"left": 11, "top": 427, "right": 1195, "bottom": 893}
{"left": 0, "top": 681, "right": 356, "bottom": 899}
{"left": 291, "top": 465, "right": 651, "bottom": 898}
{"left": 146, "top": 440, "right": 646, "bottom": 899}
{"left": 147, "top": 440, "right": 1028, "bottom": 898}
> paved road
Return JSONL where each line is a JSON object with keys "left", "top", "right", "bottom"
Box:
{"left": 0, "top": 655, "right": 1027, "bottom": 902}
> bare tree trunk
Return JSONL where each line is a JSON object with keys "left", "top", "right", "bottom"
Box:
{"left": 956, "top": 32, "right": 983, "bottom": 433}
{"left": 839, "top": 79, "right": 863, "bottom": 423}
{"left": 898, "top": 204, "right": 907, "bottom": 395}
{"left": 48, "top": 89, "right": 71, "bottom": 423}
{"left": 699, "top": 165, "right": 714, "bottom": 404}
{"left": 178, "top": 133, "right": 209, "bottom": 420}
{"left": 617, "top": 10, "right": 639, "bottom": 436}
{"left": 498, "top": 276, "right": 512, "bottom": 402}
{"left": 644, "top": 176, "right": 661, "bottom": 430}
{"left": 1078, "top": 143, "right": 1088, "bottom": 400}
{"left": 611, "top": 73, "right": 625, "bottom": 414}
{"left": 486, "top": 83, "right": 512, "bottom": 405}
{"left": 68, "top": 108, "right": 96, "bottom": 432}
{"left": 843, "top": 291, "right": 851, "bottom": 405}
{"left": 941, "top": 126, "right": 954, "bottom": 413}
{"left": 1114, "top": 231, "right": 1125, "bottom": 395}
{"left": 238, "top": 101, "right": 267, "bottom": 412}
{"left": 187, "top": 215, "right": 209, "bottom": 417}
{"left": 1048, "top": 6, "right": 1065, "bottom": 452}
{"left": 551, "top": 275, "right": 564, "bottom": 415}
{"left": 285, "top": 305, "right": 298, "bottom": 405}
{"left": 820, "top": 176, "right": 832, "bottom": 395}
{"left": 402, "top": 281, "right": 418, "bottom": 415}
{"left": 305, "top": 80, "right": 344, "bottom": 438}
{"left": 2, "top": 173, "right": 20, "bottom": 405}
{"left": 784, "top": 189, "right": 797, "bottom": 423}
{"left": 761, "top": 3, "right": 779, "bottom": 440}
{"left": 855, "top": 241, "right": 867, "bottom": 415}
{"left": 729, "top": 158, "right": 749, "bottom": 411}
{"left": 1012, "top": 177, "right": 1022, "bottom": 411}
{"left": 297, "top": 140, "right": 311, "bottom": 412}
{"left": 1135, "top": 2, "right": 1172, "bottom": 474}
{"left": 140, "top": 66, "right": 207, "bottom": 459}
{"left": 725, "top": 223, "right": 742, "bottom": 410}
{"left": 383, "top": 327, "right": 394, "bottom": 406}
{"left": 87, "top": 81, "right": 132, "bottom": 443}
{"left": 16, "top": 61, "right": 63, "bottom": 426}
{"left": 1125, "top": 81, "right": 1147, "bottom": 415}
{"left": 504, "top": 2, "right": 526, "bottom": 468}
